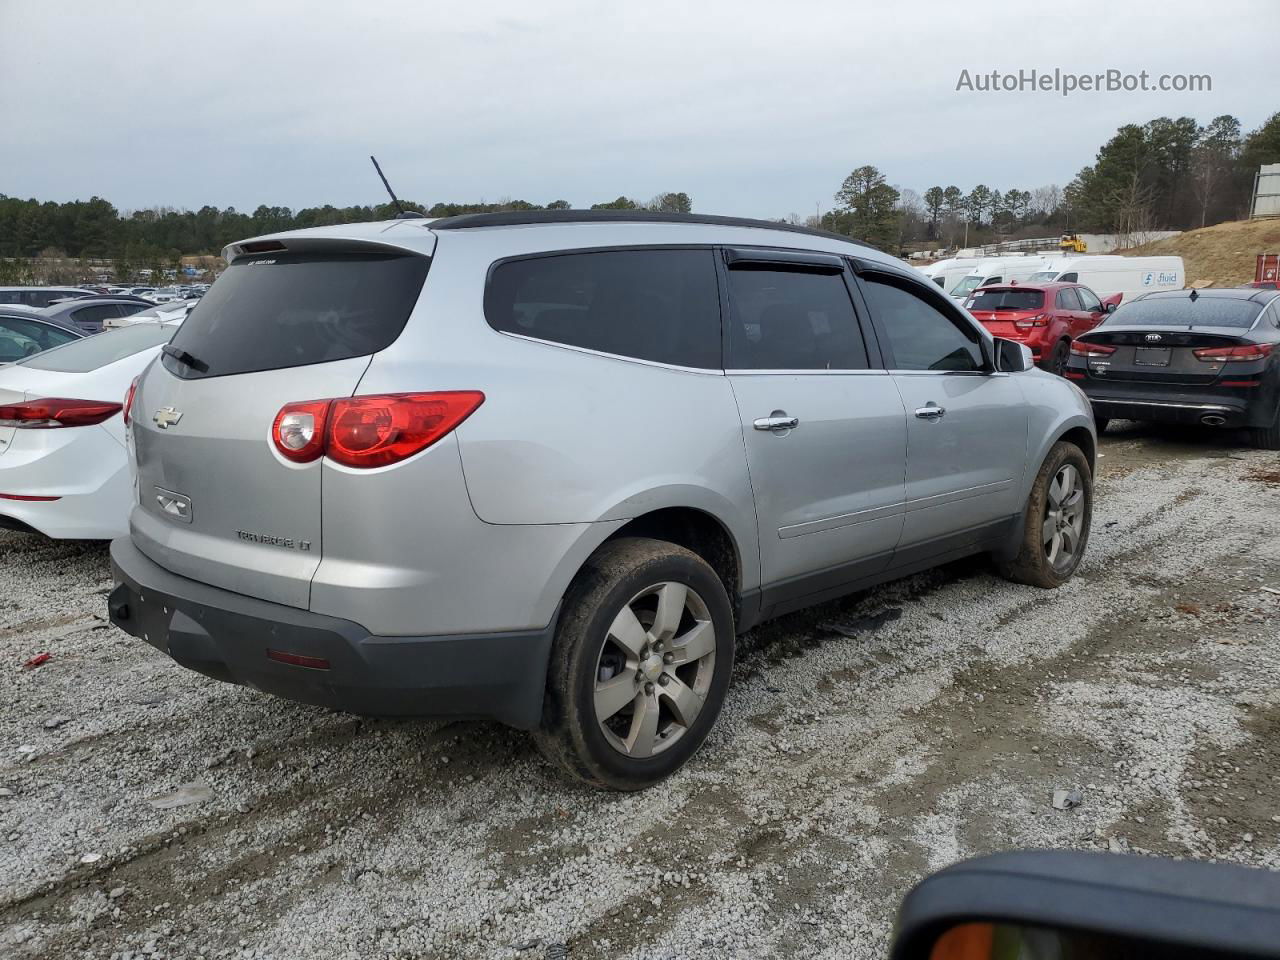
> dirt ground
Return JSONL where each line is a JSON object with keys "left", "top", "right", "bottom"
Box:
{"left": 2, "top": 423, "right": 1279, "bottom": 960}
{"left": 1122, "top": 217, "right": 1280, "bottom": 287}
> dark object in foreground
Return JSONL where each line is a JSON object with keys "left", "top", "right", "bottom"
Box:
{"left": 890, "top": 849, "right": 1280, "bottom": 959}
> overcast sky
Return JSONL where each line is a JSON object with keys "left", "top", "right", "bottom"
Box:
{"left": 2, "top": 0, "right": 1275, "bottom": 219}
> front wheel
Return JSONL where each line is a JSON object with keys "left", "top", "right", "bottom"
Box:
{"left": 998, "top": 441, "right": 1093, "bottom": 588}
{"left": 534, "top": 537, "right": 734, "bottom": 790}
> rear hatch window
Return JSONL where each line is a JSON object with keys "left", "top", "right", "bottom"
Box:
{"left": 965, "top": 289, "right": 1044, "bottom": 311}
{"left": 21, "top": 323, "right": 176, "bottom": 372}
{"left": 162, "top": 250, "right": 429, "bottom": 380}
{"left": 1110, "top": 298, "right": 1261, "bottom": 328}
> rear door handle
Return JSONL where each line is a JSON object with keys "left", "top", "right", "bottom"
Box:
{"left": 754, "top": 414, "right": 800, "bottom": 431}
{"left": 914, "top": 405, "right": 946, "bottom": 420}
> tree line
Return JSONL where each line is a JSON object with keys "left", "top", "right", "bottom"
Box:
{"left": 2, "top": 109, "right": 1276, "bottom": 267}
{"left": 0, "top": 191, "right": 694, "bottom": 271}
{"left": 818, "top": 109, "right": 1280, "bottom": 251}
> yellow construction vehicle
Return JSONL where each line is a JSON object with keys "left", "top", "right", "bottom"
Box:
{"left": 1059, "top": 233, "right": 1088, "bottom": 253}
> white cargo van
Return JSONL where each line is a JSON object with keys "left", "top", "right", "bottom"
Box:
{"left": 1026, "top": 256, "right": 1183, "bottom": 303}
{"left": 948, "top": 257, "right": 1055, "bottom": 301}
{"left": 917, "top": 257, "right": 979, "bottom": 295}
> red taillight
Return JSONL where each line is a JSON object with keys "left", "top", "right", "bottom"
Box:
{"left": 271, "top": 392, "right": 484, "bottom": 469}
{"left": 327, "top": 392, "right": 485, "bottom": 468}
{"left": 0, "top": 398, "right": 123, "bottom": 429}
{"left": 123, "top": 376, "right": 139, "bottom": 427}
{"left": 1014, "top": 314, "right": 1050, "bottom": 329}
{"left": 1193, "top": 343, "right": 1273, "bottom": 362}
{"left": 0, "top": 493, "right": 61, "bottom": 501}
{"left": 272, "top": 399, "right": 330, "bottom": 463}
{"left": 1069, "top": 342, "right": 1117, "bottom": 358}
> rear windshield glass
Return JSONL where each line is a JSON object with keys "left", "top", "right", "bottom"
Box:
{"left": 21, "top": 323, "right": 176, "bottom": 372}
{"left": 1108, "top": 297, "right": 1261, "bottom": 328}
{"left": 965, "top": 289, "right": 1044, "bottom": 311}
{"left": 161, "top": 251, "right": 429, "bottom": 379}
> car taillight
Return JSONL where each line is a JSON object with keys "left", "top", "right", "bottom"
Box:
{"left": 0, "top": 398, "right": 123, "bottom": 429}
{"left": 1014, "top": 314, "right": 1050, "bottom": 328}
{"left": 1193, "top": 343, "right": 1273, "bottom": 362}
{"left": 123, "top": 376, "right": 139, "bottom": 427}
{"left": 328, "top": 392, "right": 485, "bottom": 468}
{"left": 271, "top": 392, "right": 484, "bottom": 469}
{"left": 1069, "top": 342, "right": 1116, "bottom": 358}
{"left": 272, "top": 399, "right": 330, "bottom": 463}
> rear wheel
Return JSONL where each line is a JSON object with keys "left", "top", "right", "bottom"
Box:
{"left": 1044, "top": 339, "right": 1070, "bottom": 377}
{"left": 534, "top": 537, "right": 734, "bottom": 791}
{"left": 1251, "top": 403, "right": 1280, "bottom": 450}
{"left": 999, "top": 441, "right": 1092, "bottom": 588}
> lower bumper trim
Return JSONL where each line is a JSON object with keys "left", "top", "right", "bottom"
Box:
{"left": 108, "top": 537, "right": 555, "bottom": 729}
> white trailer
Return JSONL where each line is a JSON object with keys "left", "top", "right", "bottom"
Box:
{"left": 1025, "top": 256, "right": 1184, "bottom": 303}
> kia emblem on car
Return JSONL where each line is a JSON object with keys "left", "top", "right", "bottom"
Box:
{"left": 1145, "top": 333, "right": 1163, "bottom": 342}
{"left": 152, "top": 406, "right": 183, "bottom": 429}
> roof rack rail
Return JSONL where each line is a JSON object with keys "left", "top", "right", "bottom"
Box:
{"left": 424, "top": 209, "right": 873, "bottom": 247}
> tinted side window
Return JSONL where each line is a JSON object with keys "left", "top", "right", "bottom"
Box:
{"left": 1075, "top": 287, "right": 1101, "bottom": 312}
{"left": 861, "top": 273, "right": 984, "bottom": 372}
{"left": 1058, "top": 272, "right": 1078, "bottom": 283}
{"left": 1056, "top": 288, "right": 1082, "bottom": 310}
{"left": 725, "top": 267, "right": 867, "bottom": 370}
{"left": 485, "top": 249, "right": 720, "bottom": 369}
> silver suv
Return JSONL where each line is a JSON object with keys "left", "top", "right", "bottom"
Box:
{"left": 109, "top": 211, "right": 1096, "bottom": 790}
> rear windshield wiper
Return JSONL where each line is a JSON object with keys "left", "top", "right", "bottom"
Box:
{"left": 162, "top": 343, "right": 209, "bottom": 372}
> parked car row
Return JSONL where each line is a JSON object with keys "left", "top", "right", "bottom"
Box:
{"left": 920, "top": 254, "right": 1184, "bottom": 305}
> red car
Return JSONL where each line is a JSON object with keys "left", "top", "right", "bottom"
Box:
{"left": 963, "top": 282, "right": 1121, "bottom": 375}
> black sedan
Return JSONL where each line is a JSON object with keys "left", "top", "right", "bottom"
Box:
{"left": 1065, "top": 287, "right": 1280, "bottom": 449}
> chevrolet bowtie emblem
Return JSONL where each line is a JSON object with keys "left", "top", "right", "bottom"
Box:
{"left": 153, "top": 407, "right": 183, "bottom": 429}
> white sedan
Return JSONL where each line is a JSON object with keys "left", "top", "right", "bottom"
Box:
{"left": 0, "top": 319, "right": 180, "bottom": 539}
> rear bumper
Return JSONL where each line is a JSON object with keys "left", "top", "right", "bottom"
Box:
{"left": 108, "top": 536, "right": 555, "bottom": 729}
{"left": 1088, "top": 395, "right": 1249, "bottom": 426}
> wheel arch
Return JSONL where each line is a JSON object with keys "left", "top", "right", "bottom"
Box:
{"left": 535, "top": 502, "right": 755, "bottom": 638}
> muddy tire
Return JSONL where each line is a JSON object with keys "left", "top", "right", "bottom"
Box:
{"left": 533, "top": 537, "right": 734, "bottom": 791}
{"left": 1250, "top": 403, "right": 1280, "bottom": 450}
{"left": 998, "top": 441, "right": 1092, "bottom": 588}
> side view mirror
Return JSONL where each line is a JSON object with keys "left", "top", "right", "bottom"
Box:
{"left": 890, "top": 851, "right": 1280, "bottom": 960}
{"left": 1104, "top": 302, "right": 1117, "bottom": 313}
{"left": 1101, "top": 294, "right": 1122, "bottom": 314}
{"left": 993, "top": 337, "right": 1033, "bottom": 373}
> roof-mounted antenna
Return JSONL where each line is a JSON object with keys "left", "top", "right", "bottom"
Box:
{"left": 370, "top": 155, "right": 425, "bottom": 219}
{"left": 1189, "top": 288, "right": 1199, "bottom": 301}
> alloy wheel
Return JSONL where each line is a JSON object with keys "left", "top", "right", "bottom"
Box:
{"left": 1042, "top": 463, "right": 1085, "bottom": 572}
{"left": 593, "top": 581, "right": 716, "bottom": 759}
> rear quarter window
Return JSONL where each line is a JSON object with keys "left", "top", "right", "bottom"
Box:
{"left": 161, "top": 251, "right": 430, "bottom": 379}
{"left": 484, "top": 248, "right": 721, "bottom": 369}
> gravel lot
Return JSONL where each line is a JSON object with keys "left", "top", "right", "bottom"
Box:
{"left": 3, "top": 422, "right": 1279, "bottom": 960}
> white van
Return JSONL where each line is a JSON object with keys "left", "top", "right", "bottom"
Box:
{"left": 917, "top": 257, "right": 979, "bottom": 295}
{"left": 1026, "top": 256, "right": 1183, "bottom": 303}
{"left": 948, "top": 257, "right": 1055, "bottom": 301}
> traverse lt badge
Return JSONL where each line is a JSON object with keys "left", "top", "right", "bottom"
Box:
{"left": 153, "top": 406, "right": 183, "bottom": 429}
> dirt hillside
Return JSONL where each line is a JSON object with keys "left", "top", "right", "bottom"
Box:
{"left": 1119, "top": 218, "right": 1280, "bottom": 287}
